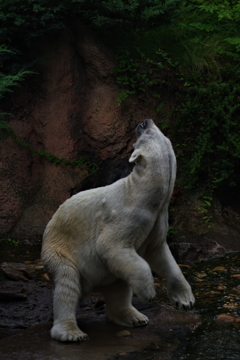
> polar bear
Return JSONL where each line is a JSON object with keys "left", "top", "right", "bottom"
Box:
{"left": 41, "top": 119, "right": 195, "bottom": 342}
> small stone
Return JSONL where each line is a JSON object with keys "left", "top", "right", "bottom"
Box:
{"left": 216, "top": 314, "right": 240, "bottom": 324}
{"left": 230, "top": 285, "right": 240, "bottom": 295}
{"left": 231, "top": 274, "right": 240, "bottom": 278}
{"left": 33, "top": 265, "right": 44, "bottom": 270}
{"left": 223, "top": 303, "right": 238, "bottom": 309}
{"left": 196, "top": 272, "right": 207, "bottom": 278}
{"left": 3, "top": 268, "right": 29, "bottom": 282}
{"left": 154, "top": 283, "right": 161, "bottom": 288}
{"left": 216, "top": 314, "right": 235, "bottom": 323}
{"left": 208, "top": 291, "right": 221, "bottom": 295}
{"left": 115, "top": 330, "right": 132, "bottom": 337}
{"left": 178, "top": 264, "right": 191, "bottom": 269}
{"left": 1, "top": 262, "right": 32, "bottom": 281}
{"left": 213, "top": 266, "right": 226, "bottom": 272}
{"left": 217, "top": 285, "right": 227, "bottom": 290}
{"left": 2, "top": 262, "right": 27, "bottom": 270}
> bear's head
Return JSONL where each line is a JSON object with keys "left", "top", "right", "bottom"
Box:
{"left": 129, "top": 119, "right": 165, "bottom": 168}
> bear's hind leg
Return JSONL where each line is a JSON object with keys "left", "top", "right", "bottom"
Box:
{"left": 104, "top": 280, "right": 149, "bottom": 327}
{"left": 51, "top": 263, "right": 88, "bottom": 342}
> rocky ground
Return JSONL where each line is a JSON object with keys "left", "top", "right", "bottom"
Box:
{"left": 0, "top": 245, "right": 240, "bottom": 359}
{"left": 0, "top": 260, "right": 200, "bottom": 360}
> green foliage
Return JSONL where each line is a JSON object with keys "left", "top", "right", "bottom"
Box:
{"left": 183, "top": 0, "right": 240, "bottom": 61}
{"left": 111, "top": 0, "right": 240, "bottom": 191}
{"left": 0, "top": 68, "right": 33, "bottom": 99}
{"left": 115, "top": 47, "right": 177, "bottom": 105}
{"left": 200, "top": 196, "right": 212, "bottom": 213}
{"left": 89, "top": 0, "right": 184, "bottom": 28}
{"left": 0, "top": 0, "right": 183, "bottom": 44}
{"left": 0, "top": 237, "right": 19, "bottom": 246}
{"left": 167, "top": 225, "right": 176, "bottom": 240}
{"left": 175, "top": 65, "right": 240, "bottom": 189}
{"left": 198, "top": 195, "right": 213, "bottom": 229}
{"left": 13, "top": 134, "right": 99, "bottom": 175}
{"left": 0, "top": 45, "right": 34, "bottom": 136}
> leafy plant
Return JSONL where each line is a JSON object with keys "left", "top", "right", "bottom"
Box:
{"left": 174, "top": 65, "right": 240, "bottom": 189}
{"left": 198, "top": 195, "right": 213, "bottom": 229}
{"left": 0, "top": 237, "right": 19, "bottom": 246}
{"left": 115, "top": 47, "right": 177, "bottom": 106}
{"left": 13, "top": 134, "right": 99, "bottom": 175}
{"left": 167, "top": 225, "right": 176, "bottom": 240}
{"left": 0, "top": 45, "right": 34, "bottom": 138}
{"left": 200, "top": 196, "right": 212, "bottom": 213}
{"left": 111, "top": 1, "right": 240, "bottom": 192}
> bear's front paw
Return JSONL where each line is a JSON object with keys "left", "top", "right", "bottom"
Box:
{"left": 168, "top": 281, "right": 195, "bottom": 310}
{"left": 51, "top": 321, "right": 89, "bottom": 342}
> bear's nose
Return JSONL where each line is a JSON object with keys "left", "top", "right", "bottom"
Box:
{"left": 140, "top": 119, "right": 149, "bottom": 129}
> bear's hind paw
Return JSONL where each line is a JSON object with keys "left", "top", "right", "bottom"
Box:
{"left": 51, "top": 321, "right": 88, "bottom": 342}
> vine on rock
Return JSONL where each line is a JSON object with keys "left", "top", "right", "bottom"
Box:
{"left": 13, "top": 133, "right": 99, "bottom": 176}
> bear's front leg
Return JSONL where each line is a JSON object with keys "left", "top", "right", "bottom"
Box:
{"left": 150, "top": 242, "right": 195, "bottom": 309}
{"left": 96, "top": 236, "right": 156, "bottom": 304}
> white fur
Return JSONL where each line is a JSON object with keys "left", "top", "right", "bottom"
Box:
{"left": 41, "top": 119, "right": 195, "bottom": 342}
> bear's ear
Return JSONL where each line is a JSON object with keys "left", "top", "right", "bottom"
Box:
{"left": 129, "top": 149, "right": 142, "bottom": 163}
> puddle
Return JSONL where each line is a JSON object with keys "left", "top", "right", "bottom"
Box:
{"left": 0, "top": 242, "right": 240, "bottom": 359}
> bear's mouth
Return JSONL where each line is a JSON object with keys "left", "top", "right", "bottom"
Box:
{"left": 136, "top": 119, "right": 150, "bottom": 138}
{"left": 140, "top": 119, "right": 148, "bottom": 129}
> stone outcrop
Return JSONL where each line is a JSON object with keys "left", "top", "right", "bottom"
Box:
{"left": 0, "top": 25, "right": 157, "bottom": 242}
{"left": 169, "top": 189, "right": 240, "bottom": 262}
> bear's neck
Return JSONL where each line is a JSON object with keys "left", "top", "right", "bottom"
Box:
{"left": 124, "top": 165, "right": 170, "bottom": 209}
{"left": 130, "top": 162, "right": 164, "bottom": 186}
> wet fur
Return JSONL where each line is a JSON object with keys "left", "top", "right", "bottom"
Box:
{"left": 41, "top": 119, "right": 195, "bottom": 342}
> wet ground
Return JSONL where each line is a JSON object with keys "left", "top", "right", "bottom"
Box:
{"left": 183, "top": 254, "right": 240, "bottom": 360}
{"left": 0, "top": 243, "right": 240, "bottom": 359}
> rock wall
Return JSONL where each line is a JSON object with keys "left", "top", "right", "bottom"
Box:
{"left": 169, "top": 189, "right": 240, "bottom": 262}
{"left": 1, "top": 25, "right": 240, "bottom": 256}
{"left": 0, "top": 25, "right": 157, "bottom": 242}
